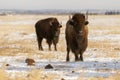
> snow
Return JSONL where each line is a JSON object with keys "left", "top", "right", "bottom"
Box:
{"left": 0, "top": 55, "right": 120, "bottom": 79}
{"left": 4, "top": 32, "right": 36, "bottom": 41}
{"left": 89, "top": 17, "right": 120, "bottom": 27}
{"left": 0, "top": 20, "right": 36, "bottom": 25}
{"left": 89, "top": 34, "right": 120, "bottom": 41}
{"left": 0, "top": 15, "right": 120, "bottom": 79}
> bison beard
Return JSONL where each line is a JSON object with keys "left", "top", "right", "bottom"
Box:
{"left": 65, "top": 13, "right": 89, "bottom": 61}
{"left": 35, "top": 17, "right": 62, "bottom": 51}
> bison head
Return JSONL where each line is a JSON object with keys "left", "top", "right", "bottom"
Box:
{"left": 69, "top": 13, "right": 89, "bottom": 36}
{"left": 49, "top": 18, "right": 62, "bottom": 37}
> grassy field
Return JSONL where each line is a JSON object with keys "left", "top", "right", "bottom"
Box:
{"left": 0, "top": 14, "right": 120, "bottom": 80}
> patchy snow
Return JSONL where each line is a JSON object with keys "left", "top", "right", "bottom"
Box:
{"left": 89, "top": 17, "right": 120, "bottom": 27}
{"left": 0, "top": 55, "right": 120, "bottom": 79}
{"left": 0, "top": 32, "right": 119, "bottom": 79}
{"left": 0, "top": 20, "right": 36, "bottom": 25}
{"left": 4, "top": 32, "right": 36, "bottom": 41}
{"left": 89, "top": 34, "right": 120, "bottom": 41}
{"left": 0, "top": 15, "right": 120, "bottom": 79}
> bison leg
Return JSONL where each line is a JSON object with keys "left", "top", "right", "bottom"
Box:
{"left": 53, "top": 36, "right": 59, "bottom": 51}
{"left": 53, "top": 41, "right": 57, "bottom": 51}
{"left": 48, "top": 43, "right": 52, "bottom": 51}
{"left": 47, "top": 40, "right": 52, "bottom": 51}
{"left": 37, "top": 37, "right": 43, "bottom": 50}
{"left": 79, "top": 52, "right": 83, "bottom": 61}
{"left": 75, "top": 54, "right": 79, "bottom": 61}
{"left": 53, "top": 38, "right": 58, "bottom": 51}
{"left": 54, "top": 43, "right": 57, "bottom": 51}
{"left": 66, "top": 46, "right": 70, "bottom": 62}
{"left": 74, "top": 50, "right": 80, "bottom": 61}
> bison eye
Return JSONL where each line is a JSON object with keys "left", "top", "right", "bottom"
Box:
{"left": 85, "top": 21, "right": 89, "bottom": 25}
{"left": 69, "top": 20, "right": 74, "bottom": 25}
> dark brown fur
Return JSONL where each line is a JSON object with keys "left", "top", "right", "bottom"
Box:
{"left": 65, "top": 13, "right": 89, "bottom": 61}
{"left": 35, "top": 17, "right": 62, "bottom": 51}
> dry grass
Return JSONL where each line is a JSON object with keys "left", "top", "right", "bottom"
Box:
{"left": 0, "top": 64, "right": 60, "bottom": 80}
{"left": 0, "top": 14, "right": 120, "bottom": 79}
{"left": 88, "top": 72, "right": 120, "bottom": 80}
{"left": 1, "top": 15, "right": 119, "bottom": 57}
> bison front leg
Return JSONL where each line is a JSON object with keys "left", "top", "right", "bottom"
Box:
{"left": 79, "top": 52, "right": 83, "bottom": 61}
{"left": 37, "top": 37, "right": 43, "bottom": 50}
{"left": 47, "top": 40, "right": 52, "bottom": 51}
{"left": 53, "top": 37, "right": 58, "bottom": 51}
{"left": 54, "top": 43, "right": 57, "bottom": 51}
{"left": 66, "top": 46, "right": 70, "bottom": 62}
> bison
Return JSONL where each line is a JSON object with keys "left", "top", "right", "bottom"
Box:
{"left": 65, "top": 13, "right": 89, "bottom": 61}
{"left": 35, "top": 17, "right": 62, "bottom": 51}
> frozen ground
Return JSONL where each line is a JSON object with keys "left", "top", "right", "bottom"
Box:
{"left": 0, "top": 15, "right": 120, "bottom": 79}
{"left": 0, "top": 55, "right": 120, "bottom": 79}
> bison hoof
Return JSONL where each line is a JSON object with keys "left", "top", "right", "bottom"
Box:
{"left": 75, "top": 59, "right": 83, "bottom": 62}
{"left": 75, "top": 59, "right": 81, "bottom": 62}
{"left": 39, "top": 49, "right": 44, "bottom": 51}
{"left": 66, "top": 59, "right": 69, "bottom": 62}
{"left": 75, "top": 60, "right": 79, "bottom": 62}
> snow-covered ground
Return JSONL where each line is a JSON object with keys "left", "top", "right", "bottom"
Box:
{"left": 0, "top": 55, "right": 120, "bottom": 79}
{"left": 0, "top": 15, "right": 120, "bottom": 79}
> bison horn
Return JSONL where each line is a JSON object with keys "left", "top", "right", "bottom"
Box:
{"left": 85, "top": 11, "right": 88, "bottom": 20}
{"left": 49, "top": 21, "right": 53, "bottom": 26}
{"left": 69, "top": 15, "right": 72, "bottom": 20}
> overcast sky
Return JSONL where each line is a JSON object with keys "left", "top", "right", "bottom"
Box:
{"left": 0, "top": 0, "right": 120, "bottom": 10}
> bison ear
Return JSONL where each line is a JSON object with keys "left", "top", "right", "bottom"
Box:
{"left": 85, "top": 21, "right": 89, "bottom": 25}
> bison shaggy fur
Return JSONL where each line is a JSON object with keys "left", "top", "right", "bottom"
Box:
{"left": 35, "top": 17, "right": 62, "bottom": 51}
{"left": 65, "top": 13, "right": 89, "bottom": 61}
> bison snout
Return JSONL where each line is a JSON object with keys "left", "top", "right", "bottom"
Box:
{"left": 55, "top": 30, "right": 60, "bottom": 37}
{"left": 79, "top": 31, "right": 84, "bottom": 36}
